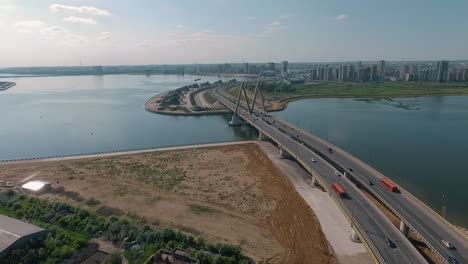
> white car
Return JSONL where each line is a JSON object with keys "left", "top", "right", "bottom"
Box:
{"left": 334, "top": 171, "right": 340, "bottom": 176}
{"left": 311, "top": 158, "right": 316, "bottom": 162}
{"left": 442, "top": 240, "right": 455, "bottom": 249}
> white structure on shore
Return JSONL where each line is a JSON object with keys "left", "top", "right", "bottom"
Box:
{"left": 21, "top": 180, "right": 51, "bottom": 194}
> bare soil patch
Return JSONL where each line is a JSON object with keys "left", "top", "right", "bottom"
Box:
{"left": 0, "top": 143, "right": 334, "bottom": 264}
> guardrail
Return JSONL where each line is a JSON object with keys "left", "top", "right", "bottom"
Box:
{"left": 270, "top": 117, "right": 450, "bottom": 264}
{"left": 0, "top": 140, "right": 248, "bottom": 163}
{"left": 350, "top": 175, "right": 449, "bottom": 264}
{"left": 222, "top": 88, "right": 449, "bottom": 264}
{"left": 212, "top": 87, "right": 388, "bottom": 264}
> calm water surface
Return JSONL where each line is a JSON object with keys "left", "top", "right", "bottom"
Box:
{"left": 1, "top": 75, "right": 467, "bottom": 227}
{"left": 0, "top": 74, "right": 256, "bottom": 160}
{"left": 274, "top": 97, "right": 468, "bottom": 227}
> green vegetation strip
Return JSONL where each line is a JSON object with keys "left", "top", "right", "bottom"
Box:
{"left": 270, "top": 81, "right": 468, "bottom": 99}
{"left": 0, "top": 190, "right": 252, "bottom": 264}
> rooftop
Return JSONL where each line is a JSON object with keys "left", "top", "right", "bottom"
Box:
{"left": 0, "top": 214, "right": 46, "bottom": 253}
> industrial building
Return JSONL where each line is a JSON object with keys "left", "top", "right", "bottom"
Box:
{"left": 0, "top": 214, "right": 47, "bottom": 255}
{"left": 21, "top": 180, "right": 51, "bottom": 194}
{"left": 146, "top": 248, "right": 199, "bottom": 264}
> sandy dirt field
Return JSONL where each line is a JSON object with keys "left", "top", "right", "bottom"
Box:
{"left": 0, "top": 143, "right": 335, "bottom": 264}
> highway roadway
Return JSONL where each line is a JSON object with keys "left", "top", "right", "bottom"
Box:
{"left": 211, "top": 86, "right": 428, "bottom": 264}
{"left": 213, "top": 84, "right": 468, "bottom": 264}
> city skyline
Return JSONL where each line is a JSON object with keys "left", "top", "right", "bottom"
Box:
{"left": 1, "top": 0, "right": 468, "bottom": 67}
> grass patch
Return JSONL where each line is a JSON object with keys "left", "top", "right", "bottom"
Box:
{"left": 203, "top": 91, "right": 218, "bottom": 104}
{"left": 95, "top": 205, "right": 124, "bottom": 217}
{"left": 85, "top": 197, "right": 101, "bottom": 207}
{"left": 189, "top": 204, "right": 217, "bottom": 215}
{"left": 51, "top": 186, "right": 85, "bottom": 202}
{"left": 272, "top": 81, "right": 468, "bottom": 98}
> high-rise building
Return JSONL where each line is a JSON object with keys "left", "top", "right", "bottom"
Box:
{"left": 379, "top": 60, "right": 385, "bottom": 78}
{"left": 267, "top": 62, "right": 275, "bottom": 71}
{"left": 370, "top": 64, "right": 378, "bottom": 81}
{"left": 281, "top": 61, "right": 288, "bottom": 76}
{"left": 436, "top": 60, "right": 449, "bottom": 83}
{"left": 244, "top": 63, "right": 250, "bottom": 74}
{"left": 400, "top": 64, "right": 410, "bottom": 79}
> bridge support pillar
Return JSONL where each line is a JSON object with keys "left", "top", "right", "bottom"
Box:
{"left": 278, "top": 146, "right": 290, "bottom": 159}
{"left": 311, "top": 175, "right": 319, "bottom": 186}
{"left": 229, "top": 115, "right": 243, "bottom": 126}
{"left": 343, "top": 171, "right": 349, "bottom": 179}
{"left": 349, "top": 228, "right": 361, "bottom": 243}
{"left": 399, "top": 220, "right": 409, "bottom": 237}
{"left": 258, "top": 131, "right": 268, "bottom": 141}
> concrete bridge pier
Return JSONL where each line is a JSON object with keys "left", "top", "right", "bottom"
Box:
{"left": 229, "top": 114, "right": 243, "bottom": 126}
{"left": 349, "top": 227, "right": 361, "bottom": 243}
{"left": 311, "top": 175, "right": 319, "bottom": 186}
{"left": 278, "top": 145, "right": 290, "bottom": 159}
{"left": 400, "top": 221, "right": 409, "bottom": 237}
{"left": 343, "top": 171, "right": 349, "bottom": 180}
{"left": 258, "top": 130, "right": 268, "bottom": 141}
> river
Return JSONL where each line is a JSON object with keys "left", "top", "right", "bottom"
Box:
{"left": 0, "top": 74, "right": 256, "bottom": 160}
{"left": 0, "top": 74, "right": 467, "bottom": 227}
{"left": 274, "top": 96, "right": 468, "bottom": 227}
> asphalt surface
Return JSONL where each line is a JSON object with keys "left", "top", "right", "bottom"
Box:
{"left": 213, "top": 85, "right": 468, "bottom": 264}
{"left": 211, "top": 86, "right": 428, "bottom": 264}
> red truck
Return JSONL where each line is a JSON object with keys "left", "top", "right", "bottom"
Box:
{"left": 332, "top": 183, "right": 346, "bottom": 197}
{"left": 380, "top": 177, "right": 398, "bottom": 192}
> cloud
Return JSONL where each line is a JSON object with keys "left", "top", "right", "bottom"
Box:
{"left": 14, "top": 20, "right": 46, "bottom": 33}
{"left": 40, "top": 26, "right": 67, "bottom": 36}
{"left": 64, "top": 16, "right": 97, "bottom": 24}
{"left": 336, "top": 14, "right": 349, "bottom": 21}
{"left": 261, "top": 21, "right": 287, "bottom": 35}
{"left": 0, "top": 5, "right": 15, "bottom": 12}
{"left": 176, "top": 25, "right": 183, "bottom": 29}
{"left": 247, "top": 16, "right": 256, "bottom": 20}
{"left": 14, "top": 20, "right": 87, "bottom": 46}
{"left": 98, "top": 31, "right": 111, "bottom": 41}
{"left": 50, "top": 4, "right": 111, "bottom": 16}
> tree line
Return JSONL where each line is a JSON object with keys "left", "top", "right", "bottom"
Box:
{"left": 0, "top": 190, "right": 253, "bottom": 264}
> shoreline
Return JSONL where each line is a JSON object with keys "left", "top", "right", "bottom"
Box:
{"left": 144, "top": 91, "right": 228, "bottom": 116}
{"left": 0, "top": 81, "right": 16, "bottom": 91}
{"left": 269, "top": 93, "right": 468, "bottom": 111}
{"left": 0, "top": 140, "right": 257, "bottom": 165}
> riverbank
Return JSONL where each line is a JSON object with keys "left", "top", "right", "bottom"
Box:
{"left": 0, "top": 81, "right": 16, "bottom": 91}
{"left": 0, "top": 141, "right": 337, "bottom": 263}
{"left": 263, "top": 81, "right": 468, "bottom": 111}
{"left": 144, "top": 90, "right": 228, "bottom": 115}
{"left": 145, "top": 83, "right": 236, "bottom": 115}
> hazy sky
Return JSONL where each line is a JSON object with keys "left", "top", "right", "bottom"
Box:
{"left": 1, "top": 0, "right": 467, "bottom": 67}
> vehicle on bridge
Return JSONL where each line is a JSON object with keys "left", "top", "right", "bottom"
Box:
{"left": 331, "top": 183, "right": 346, "bottom": 197}
{"left": 380, "top": 177, "right": 398, "bottom": 192}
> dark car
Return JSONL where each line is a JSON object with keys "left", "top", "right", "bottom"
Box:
{"left": 349, "top": 168, "right": 353, "bottom": 172}
{"left": 368, "top": 180, "right": 373, "bottom": 186}
{"left": 386, "top": 238, "right": 396, "bottom": 248}
{"left": 447, "top": 257, "right": 460, "bottom": 264}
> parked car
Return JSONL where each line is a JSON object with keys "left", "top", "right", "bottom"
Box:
{"left": 311, "top": 158, "right": 316, "bottom": 162}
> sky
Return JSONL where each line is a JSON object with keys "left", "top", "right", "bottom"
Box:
{"left": 0, "top": 0, "right": 467, "bottom": 67}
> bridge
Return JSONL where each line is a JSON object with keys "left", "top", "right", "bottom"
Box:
{"left": 210, "top": 82, "right": 468, "bottom": 264}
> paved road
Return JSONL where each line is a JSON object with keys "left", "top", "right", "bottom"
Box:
{"left": 212, "top": 86, "right": 427, "bottom": 264}
{"left": 214, "top": 84, "right": 468, "bottom": 264}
